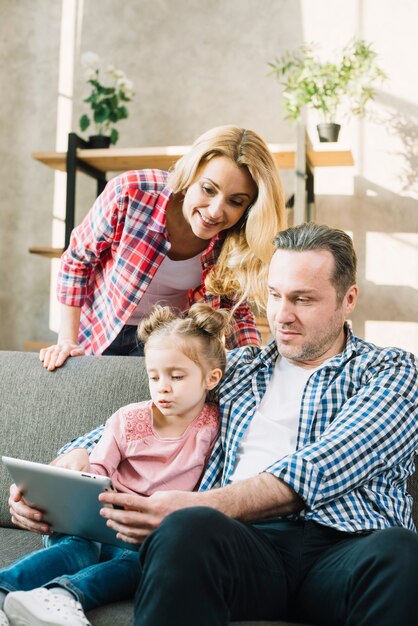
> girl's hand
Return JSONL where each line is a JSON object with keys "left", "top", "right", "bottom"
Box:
{"left": 50, "top": 448, "right": 90, "bottom": 472}
{"left": 39, "top": 341, "right": 85, "bottom": 371}
{"left": 8, "top": 484, "right": 51, "bottom": 535}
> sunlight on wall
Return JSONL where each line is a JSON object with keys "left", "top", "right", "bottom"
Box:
{"left": 49, "top": 0, "right": 82, "bottom": 333}
{"left": 365, "top": 321, "right": 418, "bottom": 355}
{"left": 314, "top": 167, "right": 355, "bottom": 196}
{"left": 365, "top": 232, "right": 418, "bottom": 289}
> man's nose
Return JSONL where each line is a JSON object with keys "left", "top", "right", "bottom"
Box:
{"left": 274, "top": 300, "right": 296, "bottom": 324}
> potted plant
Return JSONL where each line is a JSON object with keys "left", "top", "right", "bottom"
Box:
{"left": 79, "top": 52, "right": 135, "bottom": 147}
{"left": 268, "top": 38, "right": 387, "bottom": 142}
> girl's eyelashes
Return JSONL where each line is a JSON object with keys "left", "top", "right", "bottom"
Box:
{"left": 147, "top": 374, "right": 185, "bottom": 381}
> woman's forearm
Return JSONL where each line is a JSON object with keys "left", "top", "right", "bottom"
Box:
{"left": 58, "top": 304, "right": 82, "bottom": 344}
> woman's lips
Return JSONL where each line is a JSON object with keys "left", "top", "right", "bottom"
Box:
{"left": 197, "top": 211, "right": 219, "bottom": 227}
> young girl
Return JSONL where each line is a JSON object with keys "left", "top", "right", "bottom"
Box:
{"left": 0, "top": 303, "right": 228, "bottom": 626}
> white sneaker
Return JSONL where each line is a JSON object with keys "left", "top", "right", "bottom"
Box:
{"left": 0, "top": 609, "right": 10, "bottom": 626}
{"left": 4, "top": 587, "right": 91, "bottom": 626}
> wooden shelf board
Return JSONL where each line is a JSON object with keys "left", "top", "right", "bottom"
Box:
{"left": 23, "top": 341, "right": 53, "bottom": 351}
{"left": 77, "top": 147, "right": 187, "bottom": 173}
{"left": 33, "top": 143, "right": 298, "bottom": 173}
{"left": 33, "top": 142, "right": 353, "bottom": 174}
{"left": 308, "top": 145, "right": 354, "bottom": 168}
{"left": 28, "top": 246, "right": 64, "bottom": 258}
{"left": 32, "top": 151, "right": 67, "bottom": 172}
{"left": 255, "top": 315, "right": 272, "bottom": 345}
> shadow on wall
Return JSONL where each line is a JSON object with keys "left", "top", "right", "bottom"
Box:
{"left": 374, "top": 89, "right": 418, "bottom": 197}
{"left": 317, "top": 178, "right": 418, "bottom": 354}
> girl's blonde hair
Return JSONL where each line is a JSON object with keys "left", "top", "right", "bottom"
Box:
{"left": 137, "top": 303, "right": 229, "bottom": 375}
{"left": 168, "top": 125, "right": 286, "bottom": 310}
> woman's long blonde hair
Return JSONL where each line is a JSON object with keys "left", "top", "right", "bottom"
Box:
{"left": 168, "top": 125, "right": 286, "bottom": 310}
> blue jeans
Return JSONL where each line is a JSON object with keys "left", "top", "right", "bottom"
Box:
{"left": 0, "top": 533, "right": 140, "bottom": 611}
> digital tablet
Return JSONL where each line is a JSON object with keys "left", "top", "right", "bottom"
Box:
{"left": 2, "top": 456, "right": 138, "bottom": 551}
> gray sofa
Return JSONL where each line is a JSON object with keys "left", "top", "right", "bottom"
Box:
{"left": 0, "top": 351, "right": 416, "bottom": 626}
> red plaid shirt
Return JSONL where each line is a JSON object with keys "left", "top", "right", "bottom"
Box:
{"left": 57, "top": 169, "right": 260, "bottom": 353}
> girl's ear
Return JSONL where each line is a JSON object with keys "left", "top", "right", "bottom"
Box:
{"left": 205, "top": 368, "right": 223, "bottom": 390}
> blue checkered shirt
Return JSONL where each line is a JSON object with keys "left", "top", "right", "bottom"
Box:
{"left": 60, "top": 328, "right": 418, "bottom": 533}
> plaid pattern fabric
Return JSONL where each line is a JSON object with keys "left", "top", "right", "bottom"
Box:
{"left": 57, "top": 169, "right": 260, "bottom": 353}
{"left": 201, "top": 327, "right": 418, "bottom": 532}
{"left": 60, "top": 327, "right": 417, "bottom": 533}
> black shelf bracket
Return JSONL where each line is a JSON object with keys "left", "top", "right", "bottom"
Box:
{"left": 64, "top": 133, "right": 108, "bottom": 248}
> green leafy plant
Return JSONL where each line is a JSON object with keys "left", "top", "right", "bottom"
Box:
{"left": 268, "top": 38, "right": 387, "bottom": 124}
{"left": 79, "top": 52, "right": 135, "bottom": 145}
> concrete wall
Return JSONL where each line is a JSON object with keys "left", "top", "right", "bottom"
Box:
{"left": 1, "top": 0, "right": 417, "bottom": 353}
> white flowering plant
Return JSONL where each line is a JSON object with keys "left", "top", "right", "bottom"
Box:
{"left": 79, "top": 52, "right": 135, "bottom": 145}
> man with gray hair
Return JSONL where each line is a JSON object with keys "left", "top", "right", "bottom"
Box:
{"left": 10, "top": 223, "right": 418, "bottom": 625}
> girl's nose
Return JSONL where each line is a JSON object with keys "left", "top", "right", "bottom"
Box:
{"left": 158, "top": 379, "right": 171, "bottom": 393}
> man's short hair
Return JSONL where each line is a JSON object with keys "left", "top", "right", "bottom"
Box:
{"left": 273, "top": 223, "right": 357, "bottom": 302}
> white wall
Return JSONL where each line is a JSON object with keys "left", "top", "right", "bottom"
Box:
{"left": 1, "top": 0, "right": 417, "bottom": 353}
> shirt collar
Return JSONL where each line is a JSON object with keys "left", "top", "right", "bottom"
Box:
{"left": 149, "top": 184, "right": 173, "bottom": 233}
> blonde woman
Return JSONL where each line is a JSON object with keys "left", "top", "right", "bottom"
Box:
{"left": 40, "top": 125, "right": 286, "bottom": 371}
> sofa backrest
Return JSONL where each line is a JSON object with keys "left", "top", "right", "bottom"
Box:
{"left": 0, "top": 351, "right": 149, "bottom": 527}
{"left": 0, "top": 350, "right": 417, "bottom": 530}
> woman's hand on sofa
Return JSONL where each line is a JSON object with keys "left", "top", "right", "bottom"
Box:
{"left": 39, "top": 305, "right": 85, "bottom": 371}
{"left": 50, "top": 448, "right": 90, "bottom": 472}
{"left": 8, "top": 484, "right": 52, "bottom": 535}
{"left": 39, "top": 340, "right": 85, "bottom": 371}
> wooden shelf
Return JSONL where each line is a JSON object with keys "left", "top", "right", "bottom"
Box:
{"left": 23, "top": 341, "right": 53, "bottom": 351}
{"left": 255, "top": 316, "right": 272, "bottom": 345}
{"left": 29, "top": 246, "right": 63, "bottom": 258}
{"left": 32, "top": 143, "right": 299, "bottom": 174}
{"left": 307, "top": 144, "right": 354, "bottom": 168}
{"left": 32, "top": 142, "right": 353, "bottom": 175}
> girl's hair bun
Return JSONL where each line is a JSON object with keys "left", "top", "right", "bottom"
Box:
{"left": 187, "top": 303, "right": 230, "bottom": 338}
{"left": 137, "top": 305, "right": 178, "bottom": 343}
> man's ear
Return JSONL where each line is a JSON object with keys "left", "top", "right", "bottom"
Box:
{"left": 206, "top": 368, "right": 223, "bottom": 390}
{"left": 344, "top": 284, "right": 358, "bottom": 316}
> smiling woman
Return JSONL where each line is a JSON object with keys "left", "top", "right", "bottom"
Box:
{"left": 39, "top": 125, "right": 286, "bottom": 371}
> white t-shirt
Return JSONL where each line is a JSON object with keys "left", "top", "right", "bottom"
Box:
{"left": 128, "top": 254, "right": 202, "bottom": 325}
{"left": 229, "top": 356, "right": 320, "bottom": 483}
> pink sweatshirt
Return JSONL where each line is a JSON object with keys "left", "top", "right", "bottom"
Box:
{"left": 89, "top": 400, "right": 219, "bottom": 495}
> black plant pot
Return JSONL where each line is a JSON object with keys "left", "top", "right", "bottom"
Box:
{"left": 317, "top": 123, "right": 341, "bottom": 143}
{"left": 87, "top": 135, "right": 111, "bottom": 149}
